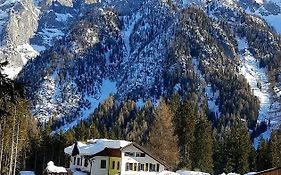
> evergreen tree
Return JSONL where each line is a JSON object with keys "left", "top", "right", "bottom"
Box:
{"left": 192, "top": 114, "right": 214, "bottom": 173}
{"left": 174, "top": 100, "right": 196, "bottom": 169}
{"left": 248, "top": 146, "right": 257, "bottom": 172}
{"left": 257, "top": 138, "right": 270, "bottom": 171}
{"left": 214, "top": 118, "right": 252, "bottom": 174}
{"left": 267, "top": 129, "right": 281, "bottom": 168}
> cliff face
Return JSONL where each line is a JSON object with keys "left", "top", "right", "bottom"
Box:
{"left": 0, "top": 0, "right": 39, "bottom": 77}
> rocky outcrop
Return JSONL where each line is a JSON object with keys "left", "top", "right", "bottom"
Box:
{"left": 0, "top": 0, "right": 39, "bottom": 71}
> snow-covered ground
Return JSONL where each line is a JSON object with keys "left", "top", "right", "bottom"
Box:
{"left": 19, "top": 171, "right": 35, "bottom": 175}
{"left": 237, "top": 37, "right": 281, "bottom": 147}
{"left": 176, "top": 170, "right": 210, "bottom": 175}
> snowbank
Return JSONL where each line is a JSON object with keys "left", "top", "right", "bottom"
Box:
{"left": 19, "top": 171, "right": 35, "bottom": 175}
{"left": 158, "top": 171, "right": 180, "bottom": 175}
{"left": 46, "top": 161, "right": 67, "bottom": 173}
{"left": 176, "top": 170, "right": 210, "bottom": 175}
{"left": 72, "top": 170, "right": 88, "bottom": 175}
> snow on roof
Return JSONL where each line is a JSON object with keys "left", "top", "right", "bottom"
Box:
{"left": 64, "top": 139, "right": 132, "bottom": 156}
{"left": 46, "top": 161, "right": 67, "bottom": 173}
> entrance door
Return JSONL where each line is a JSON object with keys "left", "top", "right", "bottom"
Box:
{"left": 109, "top": 157, "right": 121, "bottom": 175}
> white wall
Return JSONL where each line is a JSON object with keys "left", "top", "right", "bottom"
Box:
{"left": 120, "top": 145, "right": 165, "bottom": 175}
{"left": 91, "top": 156, "right": 109, "bottom": 175}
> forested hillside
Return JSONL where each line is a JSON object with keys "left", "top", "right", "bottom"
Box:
{"left": 1, "top": 62, "right": 281, "bottom": 174}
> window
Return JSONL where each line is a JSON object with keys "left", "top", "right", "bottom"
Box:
{"left": 84, "top": 159, "right": 88, "bottom": 167}
{"left": 145, "top": 163, "right": 149, "bottom": 171}
{"left": 73, "top": 157, "right": 76, "bottom": 165}
{"left": 117, "top": 161, "right": 120, "bottom": 170}
{"left": 140, "top": 164, "right": 144, "bottom": 171}
{"left": 157, "top": 164, "right": 160, "bottom": 172}
{"left": 77, "top": 158, "right": 81, "bottom": 166}
{"left": 126, "top": 163, "right": 129, "bottom": 171}
{"left": 149, "top": 163, "right": 156, "bottom": 172}
{"left": 100, "top": 160, "right": 106, "bottom": 169}
{"left": 134, "top": 163, "right": 137, "bottom": 171}
{"left": 125, "top": 152, "right": 134, "bottom": 157}
{"left": 135, "top": 152, "right": 145, "bottom": 157}
{"left": 112, "top": 161, "right": 115, "bottom": 169}
{"left": 125, "top": 163, "right": 133, "bottom": 171}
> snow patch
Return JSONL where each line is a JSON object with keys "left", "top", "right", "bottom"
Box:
{"left": 206, "top": 85, "right": 220, "bottom": 117}
{"left": 176, "top": 170, "right": 210, "bottom": 175}
{"left": 236, "top": 37, "right": 281, "bottom": 146}
{"left": 55, "top": 13, "right": 73, "bottom": 23}
{"left": 253, "top": 127, "right": 271, "bottom": 149}
{"left": 237, "top": 37, "right": 271, "bottom": 122}
{"left": 31, "top": 44, "right": 46, "bottom": 52}
{"left": 17, "top": 44, "right": 39, "bottom": 64}
{"left": 122, "top": 12, "right": 142, "bottom": 59}
{"left": 46, "top": 161, "right": 67, "bottom": 173}
{"left": 158, "top": 171, "right": 180, "bottom": 175}
{"left": 38, "top": 28, "right": 65, "bottom": 46}
{"left": 58, "top": 79, "right": 117, "bottom": 131}
{"left": 19, "top": 171, "right": 35, "bottom": 175}
{"left": 255, "top": 0, "right": 264, "bottom": 5}
{"left": 2, "top": 66, "right": 22, "bottom": 79}
{"left": 135, "top": 98, "right": 145, "bottom": 108}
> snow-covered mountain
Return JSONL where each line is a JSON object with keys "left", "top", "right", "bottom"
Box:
{"left": 1, "top": 0, "right": 280, "bottom": 135}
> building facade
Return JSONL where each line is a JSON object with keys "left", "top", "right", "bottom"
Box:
{"left": 64, "top": 139, "right": 167, "bottom": 175}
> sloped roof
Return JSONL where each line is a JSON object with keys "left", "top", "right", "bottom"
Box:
{"left": 64, "top": 139, "right": 131, "bottom": 156}
{"left": 256, "top": 167, "right": 281, "bottom": 174}
{"left": 122, "top": 142, "right": 169, "bottom": 168}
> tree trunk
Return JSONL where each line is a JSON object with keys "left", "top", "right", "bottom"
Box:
{"left": 13, "top": 123, "right": 20, "bottom": 175}
{"left": 8, "top": 106, "right": 16, "bottom": 175}
{"left": 0, "top": 119, "right": 6, "bottom": 174}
